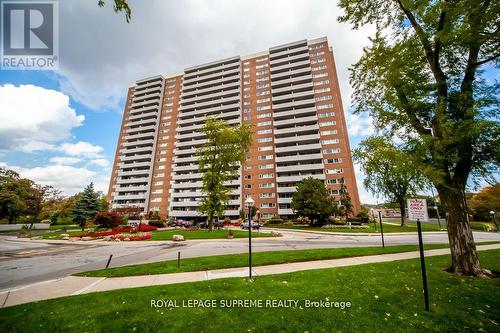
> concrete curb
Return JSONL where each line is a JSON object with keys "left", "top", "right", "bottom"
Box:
{"left": 1, "top": 243, "right": 498, "bottom": 308}
{"left": 261, "top": 227, "right": 450, "bottom": 236}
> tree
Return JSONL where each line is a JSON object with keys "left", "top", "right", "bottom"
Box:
{"left": 291, "top": 177, "right": 338, "bottom": 226}
{"left": 196, "top": 118, "right": 252, "bottom": 231}
{"left": 468, "top": 185, "right": 500, "bottom": 223}
{"left": 338, "top": 0, "right": 500, "bottom": 277}
{"left": 0, "top": 167, "right": 38, "bottom": 223}
{"left": 72, "top": 183, "right": 102, "bottom": 230}
{"left": 97, "top": 0, "right": 131, "bottom": 22}
{"left": 0, "top": 192, "right": 25, "bottom": 224}
{"left": 353, "top": 137, "right": 427, "bottom": 226}
{"left": 94, "top": 211, "right": 123, "bottom": 229}
{"left": 339, "top": 180, "right": 354, "bottom": 220}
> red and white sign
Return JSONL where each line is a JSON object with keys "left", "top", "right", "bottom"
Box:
{"left": 407, "top": 198, "right": 429, "bottom": 221}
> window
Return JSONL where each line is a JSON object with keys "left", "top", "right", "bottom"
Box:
{"left": 167, "top": 84, "right": 176, "bottom": 88}
{"left": 324, "top": 158, "right": 342, "bottom": 164}
{"left": 244, "top": 166, "right": 252, "bottom": 170}
{"left": 313, "top": 73, "right": 328, "bottom": 79}
{"left": 244, "top": 175, "right": 251, "bottom": 180}
{"left": 154, "top": 173, "right": 165, "bottom": 177}
{"left": 310, "top": 51, "right": 325, "bottom": 57}
{"left": 321, "top": 130, "right": 338, "bottom": 136}
{"left": 163, "top": 109, "right": 172, "bottom": 113}
{"left": 259, "top": 173, "right": 274, "bottom": 179}
{"left": 257, "top": 105, "right": 271, "bottom": 111}
{"left": 244, "top": 87, "right": 251, "bottom": 92}
{"left": 152, "top": 189, "right": 163, "bottom": 194}
{"left": 159, "top": 143, "right": 168, "bottom": 147}
{"left": 258, "top": 155, "right": 273, "bottom": 160}
{"left": 258, "top": 146, "right": 273, "bottom": 151}
{"left": 156, "top": 165, "right": 166, "bottom": 170}
{"left": 244, "top": 109, "right": 251, "bottom": 113}
{"left": 259, "top": 164, "right": 274, "bottom": 170}
{"left": 153, "top": 181, "right": 164, "bottom": 185}
{"left": 256, "top": 63, "right": 269, "bottom": 69}
{"left": 162, "top": 116, "right": 171, "bottom": 120}
{"left": 259, "top": 192, "right": 275, "bottom": 198}
{"left": 257, "top": 137, "right": 272, "bottom": 143}
{"left": 156, "top": 157, "right": 167, "bottom": 162}
{"left": 257, "top": 113, "right": 272, "bottom": 119}
{"left": 256, "top": 70, "right": 269, "bottom": 76}
{"left": 309, "top": 43, "right": 324, "bottom": 50}
{"left": 319, "top": 121, "right": 336, "bottom": 127}
{"left": 318, "top": 112, "right": 335, "bottom": 118}
{"left": 314, "top": 87, "right": 331, "bottom": 94}
{"left": 322, "top": 139, "right": 339, "bottom": 145}
{"left": 330, "top": 189, "right": 339, "bottom": 195}
{"left": 244, "top": 101, "right": 251, "bottom": 106}
{"left": 260, "top": 202, "right": 276, "bottom": 208}
{"left": 327, "top": 178, "right": 344, "bottom": 184}
{"left": 256, "top": 77, "right": 269, "bottom": 82}
{"left": 243, "top": 116, "right": 251, "bottom": 121}
{"left": 326, "top": 168, "right": 344, "bottom": 174}
{"left": 317, "top": 104, "right": 334, "bottom": 110}
{"left": 243, "top": 74, "right": 250, "bottom": 79}
{"left": 243, "top": 68, "right": 250, "bottom": 72}
{"left": 257, "top": 121, "right": 272, "bottom": 127}
{"left": 312, "top": 65, "right": 327, "bottom": 71}
{"left": 259, "top": 183, "right": 275, "bottom": 188}
{"left": 244, "top": 94, "right": 251, "bottom": 98}
{"left": 244, "top": 184, "right": 252, "bottom": 189}
{"left": 256, "top": 90, "right": 270, "bottom": 96}
{"left": 243, "top": 61, "right": 250, "bottom": 65}
{"left": 244, "top": 81, "right": 250, "bottom": 85}
{"left": 151, "top": 197, "right": 162, "bottom": 202}
{"left": 256, "top": 83, "right": 270, "bottom": 89}
{"left": 256, "top": 57, "right": 268, "bottom": 62}
{"left": 159, "top": 150, "right": 167, "bottom": 154}
{"left": 316, "top": 95, "right": 332, "bottom": 102}
{"left": 261, "top": 213, "right": 274, "bottom": 219}
{"left": 257, "top": 98, "right": 270, "bottom": 104}
{"left": 160, "top": 136, "right": 169, "bottom": 140}
{"left": 323, "top": 148, "right": 341, "bottom": 154}
{"left": 257, "top": 129, "right": 273, "bottom": 134}
{"left": 314, "top": 80, "right": 330, "bottom": 86}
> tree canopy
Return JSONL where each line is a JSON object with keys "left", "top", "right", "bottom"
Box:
{"left": 338, "top": 0, "right": 499, "bottom": 276}
{"left": 291, "top": 177, "right": 338, "bottom": 226}
{"left": 196, "top": 118, "right": 252, "bottom": 230}
{"left": 72, "top": 183, "right": 102, "bottom": 230}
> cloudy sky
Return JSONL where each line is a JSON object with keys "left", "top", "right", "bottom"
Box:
{"left": 0, "top": 0, "right": 380, "bottom": 201}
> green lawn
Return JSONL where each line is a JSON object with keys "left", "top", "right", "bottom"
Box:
{"left": 150, "top": 229, "right": 269, "bottom": 240}
{"left": 267, "top": 221, "right": 447, "bottom": 233}
{"left": 1, "top": 250, "right": 499, "bottom": 332}
{"left": 75, "top": 242, "right": 500, "bottom": 277}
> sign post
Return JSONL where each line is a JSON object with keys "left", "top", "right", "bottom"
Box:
{"left": 377, "top": 211, "right": 385, "bottom": 248}
{"left": 408, "top": 198, "right": 430, "bottom": 311}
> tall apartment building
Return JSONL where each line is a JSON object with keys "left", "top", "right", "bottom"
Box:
{"left": 108, "top": 37, "right": 361, "bottom": 220}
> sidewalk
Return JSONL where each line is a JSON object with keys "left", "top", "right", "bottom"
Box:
{"left": 262, "top": 226, "right": 448, "bottom": 236}
{"left": 1, "top": 243, "right": 499, "bottom": 308}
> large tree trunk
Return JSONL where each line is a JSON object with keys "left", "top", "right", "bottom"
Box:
{"left": 398, "top": 200, "right": 406, "bottom": 226}
{"left": 208, "top": 213, "right": 213, "bottom": 232}
{"left": 437, "top": 183, "right": 491, "bottom": 277}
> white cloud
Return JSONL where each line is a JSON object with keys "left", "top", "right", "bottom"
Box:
{"left": 90, "top": 158, "right": 110, "bottom": 167}
{"left": 49, "top": 156, "right": 83, "bottom": 165}
{"left": 346, "top": 111, "right": 375, "bottom": 137}
{"left": 59, "top": 141, "right": 104, "bottom": 157}
{"left": 55, "top": 0, "right": 375, "bottom": 112}
{"left": 0, "top": 84, "right": 84, "bottom": 151}
{"left": 9, "top": 164, "right": 108, "bottom": 195}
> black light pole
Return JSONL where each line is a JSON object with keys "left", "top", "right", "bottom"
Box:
{"left": 416, "top": 219, "right": 430, "bottom": 311}
{"left": 245, "top": 197, "right": 255, "bottom": 280}
{"left": 378, "top": 211, "right": 385, "bottom": 248}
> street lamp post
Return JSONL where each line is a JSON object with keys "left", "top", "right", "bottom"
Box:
{"left": 244, "top": 197, "right": 255, "bottom": 280}
{"left": 429, "top": 187, "right": 442, "bottom": 229}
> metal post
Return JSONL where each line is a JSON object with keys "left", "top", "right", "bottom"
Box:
{"left": 105, "top": 254, "right": 113, "bottom": 269}
{"left": 417, "top": 219, "right": 430, "bottom": 311}
{"left": 248, "top": 205, "right": 252, "bottom": 280}
{"left": 378, "top": 211, "right": 385, "bottom": 248}
{"left": 430, "top": 187, "right": 442, "bottom": 229}
{"left": 177, "top": 251, "right": 180, "bottom": 268}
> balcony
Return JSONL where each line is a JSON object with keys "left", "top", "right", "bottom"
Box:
{"left": 275, "top": 163, "right": 323, "bottom": 173}
{"left": 172, "top": 172, "right": 203, "bottom": 180}
{"left": 271, "top": 67, "right": 311, "bottom": 81}
{"left": 113, "top": 193, "right": 148, "bottom": 201}
{"left": 179, "top": 95, "right": 240, "bottom": 112}
{"left": 274, "top": 133, "right": 320, "bottom": 144}
{"left": 181, "top": 86, "right": 240, "bottom": 105}
{"left": 117, "top": 169, "right": 150, "bottom": 177}
{"left": 174, "top": 155, "right": 198, "bottom": 163}
{"left": 269, "top": 45, "right": 309, "bottom": 60}
{"left": 176, "top": 138, "right": 207, "bottom": 148}
{"left": 272, "top": 98, "right": 315, "bottom": 112}
{"left": 277, "top": 197, "right": 292, "bottom": 204}
{"left": 274, "top": 115, "right": 318, "bottom": 127}
{"left": 275, "top": 153, "right": 323, "bottom": 163}
{"left": 272, "top": 90, "right": 314, "bottom": 103}
{"left": 271, "top": 74, "right": 312, "bottom": 87}
{"left": 183, "top": 67, "right": 240, "bottom": 85}
{"left": 170, "top": 191, "right": 203, "bottom": 198}
{"left": 274, "top": 123, "right": 319, "bottom": 135}
{"left": 182, "top": 76, "right": 240, "bottom": 92}
{"left": 277, "top": 186, "right": 296, "bottom": 193}
{"left": 273, "top": 106, "right": 317, "bottom": 120}
{"left": 274, "top": 143, "right": 321, "bottom": 154}
{"left": 272, "top": 81, "right": 313, "bottom": 95}
{"left": 115, "top": 176, "right": 149, "bottom": 184}
{"left": 126, "top": 117, "right": 157, "bottom": 126}
{"left": 123, "top": 132, "right": 155, "bottom": 141}
{"left": 125, "top": 124, "right": 156, "bottom": 133}
{"left": 120, "top": 154, "right": 152, "bottom": 162}
{"left": 270, "top": 53, "right": 310, "bottom": 67}
{"left": 119, "top": 161, "right": 151, "bottom": 168}
{"left": 121, "top": 139, "right": 155, "bottom": 148}
{"left": 115, "top": 185, "right": 148, "bottom": 192}
{"left": 177, "top": 109, "right": 241, "bottom": 125}
{"left": 120, "top": 146, "right": 153, "bottom": 155}
{"left": 181, "top": 81, "right": 240, "bottom": 100}
{"left": 276, "top": 174, "right": 325, "bottom": 183}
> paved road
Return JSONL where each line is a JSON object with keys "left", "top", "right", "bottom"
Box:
{"left": 1, "top": 230, "right": 499, "bottom": 290}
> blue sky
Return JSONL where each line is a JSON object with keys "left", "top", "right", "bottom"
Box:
{"left": 0, "top": 0, "right": 496, "bottom": 203}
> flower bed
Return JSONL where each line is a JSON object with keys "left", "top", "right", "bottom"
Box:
{"left": 111, "top": 233, "right": 151, "bottom": 241}
{"left": 321, "top": 224, "right": 369, "bottom": 229}
{"left": 71, "top": 224, "right": 157, "bottom": 238}
{"left": 71, "top": 230, "right": 118, "bottom": 238}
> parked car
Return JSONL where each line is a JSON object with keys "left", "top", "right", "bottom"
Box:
{"left": 241, "top": 221, "right": 261, "bottom": 230}
{"left": 199, "top": 220, "right": 223, "bottom": 229}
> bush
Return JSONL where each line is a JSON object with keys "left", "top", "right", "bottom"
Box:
{"left": 137, "top": 223, "right": 158, "bottom": 232}
{"left": 148, "top": 220, "right": 165, "bottom": 228}
{"left": 346, "top": 217, "right": 363, "bottom": 225}
{"left": 94, "top": 212, "right": 123, "bottom": 229}
{"left": 265, "top": 217, "right": 284, "bottom": 225}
